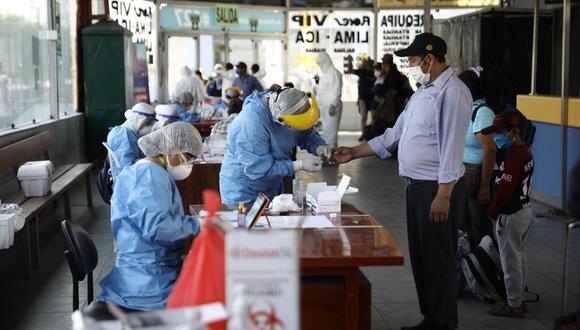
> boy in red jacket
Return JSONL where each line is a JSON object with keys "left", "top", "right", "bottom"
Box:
{"left": 481, "top": 110, "right": 534, "bottom": 318}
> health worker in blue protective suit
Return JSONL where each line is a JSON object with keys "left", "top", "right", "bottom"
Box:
{"left": 173, "top": 92, "right": 201, "bottom": 123}
{"left": 105, "top": 103, "right": 156, "bottom": 182}
{"left": 219, "top": 87, "right": 334, "bottom": 207}
{"left": 97, "top": 122, "right": 204, "bottom": 311}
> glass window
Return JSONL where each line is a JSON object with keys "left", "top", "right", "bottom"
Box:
{"left": 167, "top": 36, "right": 198, "bottom": 98}
{"left": 258, "top": 39, "right": 285, "bottom": 88}
{"left": 229, "top": 38, "right": 254, "bottom": 66}
{"left": 0, "top": 0, "right": 53, "bottom": 131}
{"left": 56, "top": 0, "right": 78, "bottom": 116}
{"left": 187, "top": 0, "right": 286, "bottom": 6}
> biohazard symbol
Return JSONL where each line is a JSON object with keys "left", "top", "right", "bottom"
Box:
{"left": 248, "top": 302, "right": 285, "bottom": 330}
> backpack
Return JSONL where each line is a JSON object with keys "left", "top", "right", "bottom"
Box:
{"left": 456, "top": 230, "right": 471, "bottom": 292}
{"left": 471, "top": 102, "right": 496, "bottom": 122}
{"left": 96, "top": 158, "right": 113, "bottom": 205}
{"left": 461, "top": 235, "right": 506, "bottom": 304}
{"left": 96, "top": 142, "right": 120, "bottom": 205}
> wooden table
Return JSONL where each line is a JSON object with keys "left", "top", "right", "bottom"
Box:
{"left": 191, "top": 203, "right": 404, "bottom": 330}
{"left": 175, "top": 159, "right": 222, "bottom": 211}
{"left": 192, "top": 120, "right": 218, "bottom": 137}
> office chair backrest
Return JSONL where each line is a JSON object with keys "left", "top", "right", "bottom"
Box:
{"left": 61, "top": 220, "right": 98, "bottom": 281}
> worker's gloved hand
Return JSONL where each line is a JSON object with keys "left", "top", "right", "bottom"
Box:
{"left": 316, "top": 145, "right": 333, "bottom": 159}
{"left": 293, "top": 158, "right": 323, "bottom": 172}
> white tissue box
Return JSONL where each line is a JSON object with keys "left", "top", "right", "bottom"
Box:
{"left": 0, "top": 214, "right": 15, "bottom": 249}
{"left": 306, "top": 175, "right": 351, "bottom": 213}
{"left": 17, "top": 161, "right": 54, "bottom": 197}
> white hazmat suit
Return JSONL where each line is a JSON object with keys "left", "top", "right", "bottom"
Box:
{"left": 221, "top": 67, "right": 236, "bottom": 101}
{"left": 173, "top": 66, "right": 207, "bottom": 104}
{"left": 316, "top": 52, "right": 343, "bottom": 148}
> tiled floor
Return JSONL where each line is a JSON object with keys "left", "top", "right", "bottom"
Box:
{"left": 0, "top": 133, "right": 578, "bottom": 330}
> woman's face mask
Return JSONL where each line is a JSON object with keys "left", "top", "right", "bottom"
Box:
{"left": 374, "top": 70, "right": 382, "bottom": 78}
{"left": 493, "top": 132, "right": 514, "bottom": 149}
{"left": 165, "top": 154, "right": 193, "bottom": 181}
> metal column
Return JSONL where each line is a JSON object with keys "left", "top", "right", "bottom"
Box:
{"left": 373, "top": 0, "right": 379, "bottom": 61}
{"left": 530, "top": 0, "right": 539, "bottom": 95}
{"left": 284, "top": 0, "right": 290, "bottom": 83}
{"left": 424, "top": 0, "right": 432, "bottom": 33}
{"left": 560, "top": 0, "right": 571, "bottom": 210}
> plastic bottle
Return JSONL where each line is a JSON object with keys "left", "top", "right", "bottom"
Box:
{"left": 293, "top": 172, "right": 304, "bottom": 211}
{"left": 237, "top": 201, "right": 246, "bottom": 228}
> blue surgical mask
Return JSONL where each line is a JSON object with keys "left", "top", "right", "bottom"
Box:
{"left": 494, "top": 133, "right": 514, "bottom": 149}
{"left": 235, "top": 69, "right": 241, "bottom": 75}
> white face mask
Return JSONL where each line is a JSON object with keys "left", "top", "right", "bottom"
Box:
{"left": 374, "top": 70, "right": 382, "bottom": 78}
{"left": 165, "top": 155, "right": 193, "bottom": 181}
{"left": 409, "top": 57, "right": 432, "bottom": 85}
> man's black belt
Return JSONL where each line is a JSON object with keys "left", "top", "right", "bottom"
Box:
{"left": 406, "top": 178, "right": 438, "bottom": 185}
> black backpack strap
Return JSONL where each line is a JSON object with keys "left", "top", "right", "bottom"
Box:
{"left": 471, "top": 103, "right": 491, "bottom": 122}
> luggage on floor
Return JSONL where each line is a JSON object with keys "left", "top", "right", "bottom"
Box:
{"left": 461, "top": 235, "right": 506, "bottom": 304}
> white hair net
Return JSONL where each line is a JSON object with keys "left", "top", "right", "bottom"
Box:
{"left": 138, "top": 121, "right": 203, "bottom": 157}
{"left": 152, "top": 104, "right": 181, "bottom": 131}
{"left": 123, "top": 103, "right": 156, "bottom": 135}
{"left": 268, "top": 88, "right": 310, "bottom": 120}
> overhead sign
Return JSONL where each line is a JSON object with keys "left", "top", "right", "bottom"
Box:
{"left": 288, "top": 10, "right": 374, "bottom": 101}
{"left": 377, "top": 8, "right": 479, "bottom": 76}
{"left": 226, "top": 231, "right": 299, "bottom": 330}
{"left": 215, "top": 4, "right": 239, "bottom": 26}
{"left": 160, "top": 4, "right": 285, "bottom": 33}
{"left": 109, "top": 0, "right": 155, "bottom": 50}
{"left": 378, "top": 0, "right": 499, "bottom": 7}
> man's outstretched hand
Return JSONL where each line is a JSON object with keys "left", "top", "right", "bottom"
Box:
{"left": 331, "top": 147, "right": 354, "bottom": 164}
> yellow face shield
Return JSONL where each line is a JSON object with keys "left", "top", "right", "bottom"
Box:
{"left": 279, "top": 92, "right": 320, "bottom": 131}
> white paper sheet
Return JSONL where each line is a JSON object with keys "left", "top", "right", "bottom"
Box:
{"left": 336, "top": 174, "right": 351, "bottom": 199}
{"left": 198, "top": 210, "right": 238, "bottom": 222}
{"left": 255, "top": 215, "right": 334, "bottom": 229}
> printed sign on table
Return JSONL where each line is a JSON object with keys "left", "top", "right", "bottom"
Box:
{"left": 226, "top": 230, "right": 299, "bottom": 330}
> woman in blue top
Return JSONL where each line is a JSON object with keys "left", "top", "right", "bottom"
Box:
{"left": 97, "top": 122, "right": 203, "bottom": 311}
{"left": 458, "top": 67, "right": 497, "bottom": 248}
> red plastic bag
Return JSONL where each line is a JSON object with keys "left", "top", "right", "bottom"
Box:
{"left": 166, "top": 190, "right": 226, "bottom": 330}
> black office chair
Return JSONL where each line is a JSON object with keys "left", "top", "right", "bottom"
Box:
{"left": 61, "top": 220, "right": 98, "bottom": 311}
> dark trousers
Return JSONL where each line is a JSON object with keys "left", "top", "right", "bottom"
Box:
{"left": 459, "top": 164, "right": 493, "bottom": 249}
{"left": 406, "top": 179, "right": 465, "bottom": 328}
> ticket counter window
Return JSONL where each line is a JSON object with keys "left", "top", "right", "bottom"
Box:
{"left": 167, "top": 36, "right": 198, "bottom": 99}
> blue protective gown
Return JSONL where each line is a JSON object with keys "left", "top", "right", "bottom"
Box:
{"left": 106, "top": 125, "right": 144, "bottom": 181}
{"left": 174, "top": 102, "right": 201, "bottom": 123}
{"left": 219, "top": 91, "right": 326, "bottom": 207}
{"left": 97, "top": 160, "right": 200, "bottom": 311}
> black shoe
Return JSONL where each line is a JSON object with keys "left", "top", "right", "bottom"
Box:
{"left": 401, "top": 319, "right": 430, "bottom": 330}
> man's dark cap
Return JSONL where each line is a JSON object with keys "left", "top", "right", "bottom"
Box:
{"left": 394, "top": 33, "right": 447, "bottom": 57}
{"left": 235, "top": 62, "right": 247, "bottom": 69}
{"left": 481, "top": 110, "right": 528, "bottom": 135}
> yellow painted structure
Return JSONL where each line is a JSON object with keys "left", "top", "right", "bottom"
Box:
{"left": 516, "top": 95, "right": 580, "bottom": 128}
